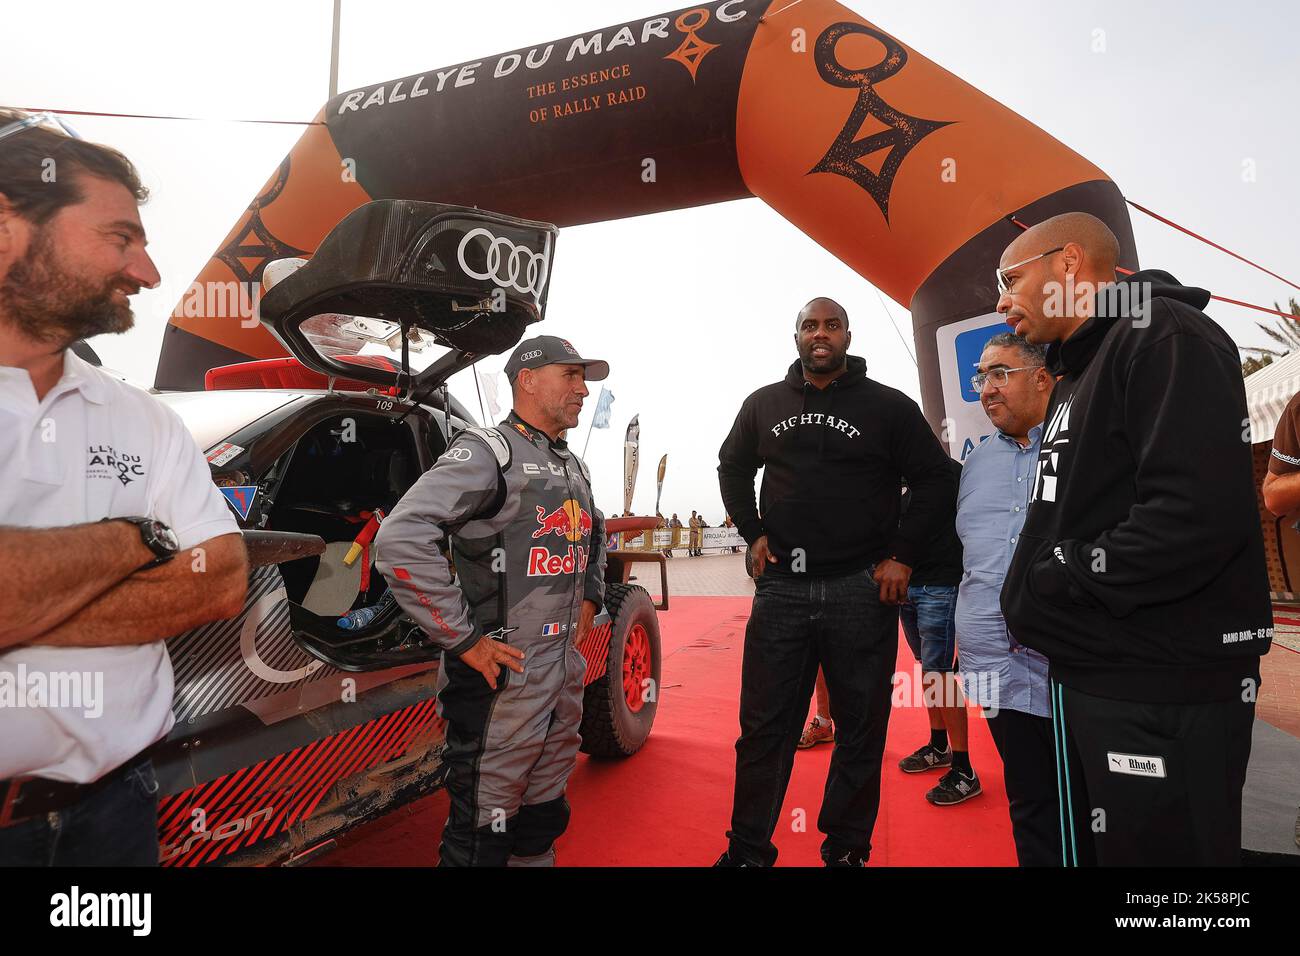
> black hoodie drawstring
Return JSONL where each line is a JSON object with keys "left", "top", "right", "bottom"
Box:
{"left": 820, "top": 381, "right": 838, "bottom": 457}
{"left": 799, "top": 381, "right": 812, "bottom": 452}
{"left": 802, "top": 379, "right": 840, "bottom": 458}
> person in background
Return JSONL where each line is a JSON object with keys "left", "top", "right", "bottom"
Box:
{"left": 896, "top": 463, "right": 974, "bottom": 805}
{"left": 655, "top": 512, "right": 671, "bottom": 558}
{"left": 798, "top": 671, "right": 835, "bottom": 749}
{"left": 955, "top": 331, "right": 1058, "bottom": 864}
{"left": 724, "top": 514, "right": 741, "bottom": 553}
{"left": 1259, "top": 388, "right": 1300, "bottom": 851}
{"left": 688, "top": 510, "right": 702, "bottom": 557}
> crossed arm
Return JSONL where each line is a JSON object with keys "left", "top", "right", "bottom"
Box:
{"left": 1262, "top": 470, "right": 1300, "bottom": 518}
{"left": 0, "top": 523, "right": 247, "bottom": 650}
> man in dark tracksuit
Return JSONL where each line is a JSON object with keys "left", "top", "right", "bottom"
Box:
{"left": 375, "top": 335, "right": 608, "bottom": 866}
{"left": 998, "top": 213, "right": 1272, "bottom": 865}
{"left": 716, "top": 297, "right": 957, "bottom": 866}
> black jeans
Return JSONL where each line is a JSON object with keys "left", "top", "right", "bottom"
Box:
{"left": 0, "top": 759, "right": 160, "bottom": 866}
{"left": 984, "top": 707, "right": 1062, "bottom": 866}
{"left": 727, "top": 567, "right": 898, "bottom": 865}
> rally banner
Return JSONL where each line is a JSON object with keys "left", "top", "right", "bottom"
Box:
{"left": 701, "top": 526, "right": 744, "bottom": 549}
{"left": 614, "top": 527, "right": 741, "bottom": 551}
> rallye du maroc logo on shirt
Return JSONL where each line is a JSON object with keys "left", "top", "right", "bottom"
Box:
{"left": 528, "top": 498, "right": 592, "bottom": 576}
{"left": 86, "top": 444, "right": 146, "bottom": 486}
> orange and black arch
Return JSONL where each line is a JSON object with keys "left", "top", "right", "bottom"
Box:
{"left": 157, "top": 0, "right": 1136, "bottom": 457}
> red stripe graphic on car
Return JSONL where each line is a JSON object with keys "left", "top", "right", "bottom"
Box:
{"left": 159, "top": 701, "right": 443, "bottom": 866}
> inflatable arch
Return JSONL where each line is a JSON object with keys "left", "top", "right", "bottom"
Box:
{"left": 156, "top": 0, "right": 1139, "bottom": 458}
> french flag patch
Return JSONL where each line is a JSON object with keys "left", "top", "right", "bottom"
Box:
{"left": 542, "top": 622, "right": 561, "bottom": 637}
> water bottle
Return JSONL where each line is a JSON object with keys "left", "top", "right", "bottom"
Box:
{"left": 337, "top": 592, "right": 394, "bottom": 630}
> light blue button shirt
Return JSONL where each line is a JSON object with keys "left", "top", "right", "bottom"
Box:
{"left": 955, "top": 424, "right": 1051, "bottom": 718}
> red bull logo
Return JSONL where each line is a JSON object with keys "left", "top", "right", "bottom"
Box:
{"left": 527, "top": 544, "right": 589, "bottom": 577}
{"left": 532, "top": 498, "right": 592, "bottom": 543}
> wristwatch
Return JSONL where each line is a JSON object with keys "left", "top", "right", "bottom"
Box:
{"left": 113, "top": 516, "right": 180, "bottom": 569}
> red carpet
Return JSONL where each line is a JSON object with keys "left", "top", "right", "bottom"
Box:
{"left": 317, "top": 596, "right": 1017, "bottom": 866}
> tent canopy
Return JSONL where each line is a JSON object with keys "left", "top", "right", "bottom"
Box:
{"left": 1247, "top": 349, "right": 1300, "bottom": 444}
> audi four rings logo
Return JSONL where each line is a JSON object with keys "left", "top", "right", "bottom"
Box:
{"left": 456, "top": 227, "right": 549, "bottom": 295}
{"left": 521, "top": 349, "right": 543, "bottom": 361}
{"left": 444, "top": 447, "right": 473, "bottom": 462}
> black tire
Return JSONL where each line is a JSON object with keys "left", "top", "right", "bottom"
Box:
{"left": 579, "top": 583, "right": 661, "bottom": 757}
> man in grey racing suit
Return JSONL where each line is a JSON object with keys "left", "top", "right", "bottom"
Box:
{"left": 375, "top": 335, "right": 608, "bottom": 866}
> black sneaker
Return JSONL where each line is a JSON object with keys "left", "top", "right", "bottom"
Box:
{"left": 713, "top": 850, "right": 753, "bottom": 867}
{"left": 925, "top": 769, "right": 982, "bottom": 806}
{"left": 822, "top": 847, "right": 869, "bottom": 867}
{"left": 898, "top": 743, "right": 952, "bottom": 773}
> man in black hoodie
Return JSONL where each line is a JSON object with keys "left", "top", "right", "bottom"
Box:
{"left": 998, "top": 213, "right": 1273, "bottom": 865}
{"left": 714, "top": 297, "right": 957, "bottom": 866}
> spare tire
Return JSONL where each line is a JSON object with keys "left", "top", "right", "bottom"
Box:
{"left": 579, "top": 583, "right": 661, "bottom": 757}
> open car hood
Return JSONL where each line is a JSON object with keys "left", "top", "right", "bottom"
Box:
{"left": 259, "top": 201, "right": 558, "bottom": 391}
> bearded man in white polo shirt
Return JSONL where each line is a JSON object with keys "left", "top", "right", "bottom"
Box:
{"left": 0, "top": 111, "right": 248, "bottom": 866}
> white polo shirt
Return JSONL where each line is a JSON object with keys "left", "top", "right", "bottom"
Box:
{"left": 0, "top": 350, "right": 239, "bottom": 783}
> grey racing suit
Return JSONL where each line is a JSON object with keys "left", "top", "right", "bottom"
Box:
{"left": 374, "top": 411, "right": 605, "bottom": 866}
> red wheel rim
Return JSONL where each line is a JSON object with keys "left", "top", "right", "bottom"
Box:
{"left": 622, "top": 624, "right": 651, "bottom": 713}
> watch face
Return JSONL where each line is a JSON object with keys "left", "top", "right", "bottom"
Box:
{"left": 153, "top": 522, "right": 180, "bottom": 553}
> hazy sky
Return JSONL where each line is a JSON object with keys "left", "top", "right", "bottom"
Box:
{"left": 5, "top": 0, "right": 1298, "bottom": 520}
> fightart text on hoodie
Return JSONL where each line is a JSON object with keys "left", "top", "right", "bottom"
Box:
{"left": 1001, "top": 270, "right": 1273, "bottom": 703}
{"left": 718, "top": 355, "right": 956, "bottom": 577}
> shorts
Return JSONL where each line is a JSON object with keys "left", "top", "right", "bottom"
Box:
{"left": 899, "top": 584, "right": 958, "bottom": 673}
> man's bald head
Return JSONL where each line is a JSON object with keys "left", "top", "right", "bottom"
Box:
{"left": 796, "top": 296, "right": 849, "bottom": 331}
{"left": 996, "top": 212, "right": 1123, "bottom": 345}
{"left": 1001, "top": 212, "right": 1120, "bottom": 276}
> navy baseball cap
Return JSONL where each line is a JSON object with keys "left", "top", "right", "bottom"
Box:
{"left": 504, "top": 335, "right": 609, "bottom": 382}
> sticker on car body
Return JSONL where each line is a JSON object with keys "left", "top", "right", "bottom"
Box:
{"left": 206, "top": 442, "right": 245, "bottom": 467}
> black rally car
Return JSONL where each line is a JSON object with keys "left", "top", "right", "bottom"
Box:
{"left": 149, "top": 202, "right": 662, "bottom": 866}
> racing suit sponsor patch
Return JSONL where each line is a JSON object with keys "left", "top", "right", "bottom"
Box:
{"left": 527, "top": 544, "right": 589, "bottom": 576}
{"left": 391, "top": 566, "right": 458, "bottom": 638}
{"left": 532, "top": 499, "right": 592, "bottom": 541}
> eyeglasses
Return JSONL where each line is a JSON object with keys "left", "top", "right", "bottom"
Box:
{"left": 0, "top": 111, "right": 83, "bottom": 146}
{"left": 996, "top": 247, "right": 1064, "bottom": 295}
{"left": 970, "top": 366, "right": 1044, "bottom": 391}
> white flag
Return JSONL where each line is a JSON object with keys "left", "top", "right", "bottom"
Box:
{"left": 476, "top": 367, "right": 503, "bottom": 422}
{"left": 592, "top": 387, "right": 614, "bottom": 429}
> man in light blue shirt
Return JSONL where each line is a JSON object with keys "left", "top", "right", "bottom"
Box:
{"left": 955, "top": 332, "right": 1058, "bottom": 866}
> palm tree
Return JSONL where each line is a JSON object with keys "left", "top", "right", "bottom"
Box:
{"left": 1241, "top": 298, "right": 1300, "bottom": 377}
